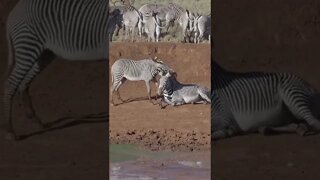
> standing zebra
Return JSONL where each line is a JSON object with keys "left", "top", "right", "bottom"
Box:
{"left": 143, "top": 11, "right": 166, "bottom": 42}
{"left": 110, "top": 57, "right": 174, "bottom": 105}
{"left": 192, "top": 14, "right": 211, "bottom": 43}
{"left": 119, "top": 5, "right": 143, "bottom": 41}
{"left": 3, "top": 0, "right": 110, "bottom": 140}
{"left": 157, "top": 71, "right": 211, "bottom": 108}
{"left": 138, "top": 3, "right": 194, "bottom": 42}
{"left": 212, "top": 61, "right": 320, "bottom": 140}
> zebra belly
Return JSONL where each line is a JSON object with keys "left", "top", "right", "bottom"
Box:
{"left": 176, "top": 88, "right": 202, "bottom": 103}
{"left": 182, "top": 95, "right": 202, "bottom": 103}
{"left": 233, "top": 105, "right": 293, "bottom": 132}
{"left": 46, "top": 44, "right": 108, "bottom": 60}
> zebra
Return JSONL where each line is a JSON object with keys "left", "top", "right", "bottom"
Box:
{"left": 192, "top": 14, "right": 211, "bottom": 43}
{"left": 108, "top": 8, "right": 123, "bottom": 41}
{"left": 110, "top": 57, "right": 175, "bottom": 105}
{"left": 3, "top": 0, "right": 110, "bottom": 140}
{"left": 143, "top": 11, "right": 166, "bottom": 42}
{"left": 138, "top": 3, "right": 170, "bottom": 33}
{"left": 157, "top": 71, "right": 211, "bottom": 108}
{"left": 121, "top": 5, "right": 143, "bottom": 41}
{"left": 212, "top": 61, "right": 320, "bottom": 140}
{"left": 138, "top": 3, "right": 194, "bottom": 42}
{"left": 108, "top": 5, "right": 139, "bottom": 39}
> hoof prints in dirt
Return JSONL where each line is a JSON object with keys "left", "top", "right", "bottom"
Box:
{"left": 109, "top": 129, "right": 211, "bottom": 152}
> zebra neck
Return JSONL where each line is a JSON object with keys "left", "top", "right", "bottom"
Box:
{"left": 163, "top": 89, "right": 173, "bottom": 99}
{"left": 151, "top": 68, "right": 159, "bottom": 78}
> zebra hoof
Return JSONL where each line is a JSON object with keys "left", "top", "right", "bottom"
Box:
{"left": 296, "top": 124, "right": 309, "bottom": 136}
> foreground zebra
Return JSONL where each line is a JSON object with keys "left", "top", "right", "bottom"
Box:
{"left": 212, "top": 61, "right": 320, "bottom": 140}
{"left": 157, "top": 71, "right": 211, "bottom": 108}
{"left": 110, "top": 57, "right": 174, "bottom": 105}
{"left": 3, "top": 0, "right": 109, "bottom": 140}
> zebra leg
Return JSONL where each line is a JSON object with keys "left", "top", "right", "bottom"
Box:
{"left": 138, "top": 21, "right": 142, "bottom": 40}
{"left": 20, "top": 86, "right": 49, "bottom": 128}
{"left": 212, "top": 128, "right": 236, "bottom": 140}
{"left": 125, "top": 26, "right": 129, "bottom": 40}
{"left": 116, "top": 78, "right": 126, "bottom": 103}
{"left": 4, "top": 65, "right": 41, "bottom": 140}
{"left": 111, "top": 77, "right": 126, "bottom": 105}
{"left": 19, "top": 51, "right": 54, "bottom": 128}
{"left": 198, "top": 89, "right": 211, "bottom": 103}
{"left": 4, "top": 38, "right": 53, "bottom": 140}
{"left": 194, "top": 32, "right": 198, "bottom": 44}
{"left": 131, "top": 27, "right": 135, "bottom": 42}
{"left": 280, "top": 88, "right": 320, "bottom": 131}
{"left": 151, "top": 78, "right": 158, "bottom": 100}
{"left": 156, "top": 26, "right": 160, "bottom": 42}
{"left": 158, "top": 97, "right": 168, "bottom": 109}
{"left": 145, "top": 81, "right": 153, "bottom": 103}
{"left": 259, "top": 123, "right": 310, "bottom": 136}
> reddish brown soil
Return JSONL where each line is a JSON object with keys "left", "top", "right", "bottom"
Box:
{"left": 213, "top": 0, "right": 320, "bottom": 179}
{"left": 109, "top": 43, "right": 211, "bottom": 151}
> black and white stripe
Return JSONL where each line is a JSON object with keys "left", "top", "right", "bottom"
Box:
{"left": 4, "top": 0, "right": 109, "bottom": 139}
{"left": 212, "top": 61, "right": 320, "bottom": 140}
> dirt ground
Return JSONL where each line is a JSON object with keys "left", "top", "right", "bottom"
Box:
{"left": 109, "top": 43, "right": 211, "bottom": 151}
{"left": 213, "top": 0, "right": 320, "bottom": 179}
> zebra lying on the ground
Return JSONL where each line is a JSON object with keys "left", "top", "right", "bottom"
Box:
{"left": 110, "top": 57, "right": 175, "bottom": 105}
{"left": 212, "top": 61, "right": 320, "bottom": 140}
{"left": 157, "top": 71, "right": 211, "bottom": 108}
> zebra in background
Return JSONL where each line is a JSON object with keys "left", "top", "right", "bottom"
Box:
{"left": 108, "top": 8, "right": 123, "bottom": 42}
{"left": 110, "top": 57, "right": 175, "bottom": 106}
{"left": 121, "top": 5, "right": 143, "bottom": 41}
{"left": 109, "top": 0, "right": 142, "bottom": 41}
{"left": 138, "top": 3, "right": 195, "bottom": 42}
{"left": 157, "top": 71, "right": 211, "bottom": 108}
{"left": 3, "top": 0, "right": 110, "bottom": 140}
{"left": 143, "top": 11, "right": 167, "bottom": 42}
{"left": 192, "top": 14, "right": 211, "bottom": 43}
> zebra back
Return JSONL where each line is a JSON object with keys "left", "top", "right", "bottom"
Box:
{"left": 7, "top": 0, "right": 109, "bottom": 59}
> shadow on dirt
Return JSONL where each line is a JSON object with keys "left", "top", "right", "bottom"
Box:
{"left": 16, "top": 112, "right": 108, "bottom": 140}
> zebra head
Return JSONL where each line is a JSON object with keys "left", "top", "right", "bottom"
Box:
{"left": 152, "top": 57, "right": 175, "bottom": 75}
{"left": 157, "top": 70, "right": 172, "bottom": 96}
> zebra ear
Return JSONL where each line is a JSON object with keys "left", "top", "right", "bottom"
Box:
{"left": 153, "top": 57, "right": 164, "bottom": 64}
{"left": 186, "top": 9, "right": 190, "bottom": 17}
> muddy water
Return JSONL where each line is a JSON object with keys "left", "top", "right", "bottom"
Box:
{"left": 109, "top": 144, "right": 211, "bottom": 180}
